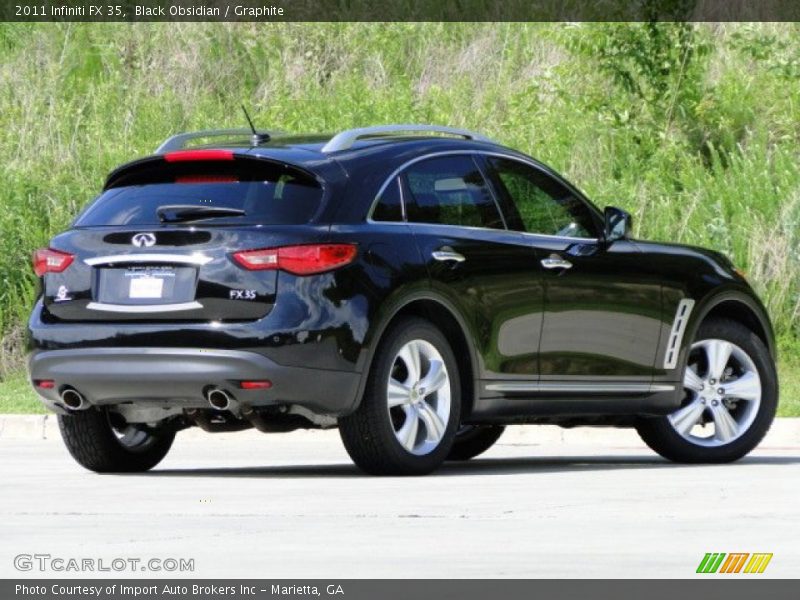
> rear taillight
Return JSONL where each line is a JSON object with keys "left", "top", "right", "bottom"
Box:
{"left": 232, "top": 244, "right": 357, "bottom": 276}
{"left": 32, "top": 248, "right": 74, "bottom": 277}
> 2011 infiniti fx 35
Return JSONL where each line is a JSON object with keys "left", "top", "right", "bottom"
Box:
{"left": 28, "top": 124, "right": 778, "bottom": 475}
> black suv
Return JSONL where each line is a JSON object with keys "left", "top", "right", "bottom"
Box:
{"left": 28, "top": 125, "right": 778, "bottom": 475}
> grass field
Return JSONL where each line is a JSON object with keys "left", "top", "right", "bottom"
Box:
{"left": 0, "top": 22, "right": 798, "bottom": 415}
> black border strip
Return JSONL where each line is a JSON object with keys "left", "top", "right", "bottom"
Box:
{"left": 3, "top": 0, "right": 800, "bottom": 23}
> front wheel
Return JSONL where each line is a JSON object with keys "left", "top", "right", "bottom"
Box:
{"left": 637, "top": 318, "right": 777, "bottom": 463}
{"left": 58, "top": 409, "right": 176, "bottom": 473}
{"left": 339, "top": 317, "right": 461, "bottom": 475}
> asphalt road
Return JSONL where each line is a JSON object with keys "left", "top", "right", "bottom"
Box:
{"left": 1, "top": 427, "right": 798, "bottom": 579}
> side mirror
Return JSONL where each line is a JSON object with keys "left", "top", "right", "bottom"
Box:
{"left": 604, "top": 206, "right": 631, "bottom": 242}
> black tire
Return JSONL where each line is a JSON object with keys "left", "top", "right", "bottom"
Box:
{"left": 339, "top": 317, "right": 461, "bottom": 475}
{"left": 446, "top": 425, "right": 505, "bottom": 461}
{"left": 58, "top": 409, "right": 175, "bottom": 473}
{"left": 636, "top": 318, "right": 777, "bottom": 463}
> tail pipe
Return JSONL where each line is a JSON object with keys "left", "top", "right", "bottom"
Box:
{"left": 60, "top": 388, "right": 87, "bottom": 411}
{"left": 205, "top": 388, "right": 234, "bottom": 411}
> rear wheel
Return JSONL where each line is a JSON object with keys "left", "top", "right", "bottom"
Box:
{"left": 58, "top": 409, "right": 175, "bottom": 473}
{"left": 637, "top": 318, "right": 777, "bottom": 463}
{"left": 446, "top": 425, "right": 505, "bottom": 461}
{"left": 339, "top": 317, "right": 461, "bottom": 475}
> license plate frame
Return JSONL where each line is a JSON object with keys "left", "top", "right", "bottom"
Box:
{"left": 95, "top": 266, "right": 196, "bottom": 306}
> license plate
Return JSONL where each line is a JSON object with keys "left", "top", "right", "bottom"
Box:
{"left": 96, "top": 266, "right": 195, "bottom": 306}
{"left": 129, "top": 276, "right": 164, "bottom": 299}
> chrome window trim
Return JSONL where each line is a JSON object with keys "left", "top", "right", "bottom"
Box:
{"left": 366, "top": 150, "right": 601, "bottom": 242}
{"left": 86, "top": 301, "right": 203, "bottom": 313}
{"left": 663, "top": 298, "right": 696, "bottom": 369}
{"left": 397, "top": 177, "right": 407, "bottom": 221}
{"left": 485, "top": 382, "right": 676, "bottom": 393}
{"left": 363, "top": 219, "right": 598, "bottom": 243}
{"left": 84, "top": 253, "right": 213, "bottom": 266}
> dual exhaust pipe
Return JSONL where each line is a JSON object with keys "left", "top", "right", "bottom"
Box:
{"left": 58, "top": 386, "right": 235, "bottom": 412}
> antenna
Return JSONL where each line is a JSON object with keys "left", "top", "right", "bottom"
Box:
{"left": 240, "top": 104, "right": 270, "bottom": 146}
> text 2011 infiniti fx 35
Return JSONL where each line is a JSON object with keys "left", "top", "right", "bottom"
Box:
{"left": 28, "top": 125, "right": 778, "bottom": 475}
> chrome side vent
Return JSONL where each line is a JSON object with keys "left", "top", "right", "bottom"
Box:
{"left": 663, "top": 299, "right": 695, "bottom": 369}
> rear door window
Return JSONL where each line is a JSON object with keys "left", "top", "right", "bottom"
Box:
{"left": 74, "top": 160, "right": 323, "bottom": 227}
{"left": 402, "top": 155, "right": 505, "bottom": 230}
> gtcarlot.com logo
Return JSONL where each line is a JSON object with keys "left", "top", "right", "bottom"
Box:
{"left": 696, "top": 552, "right": 773, "bottom": 574}
{"left": 14, "top": 553, "right": 195, "bottom": 573}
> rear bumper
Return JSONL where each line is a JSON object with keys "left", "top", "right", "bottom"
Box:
{"left": 29, "top": 347, "right": 361, "bottom": 416}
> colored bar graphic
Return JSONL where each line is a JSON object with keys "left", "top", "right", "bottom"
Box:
{"left": 744, "top": 553, "right": 773, "bottom": 574}
{"left": 720, "top": 553, "right": 749, "bottom": 573}
{"left": 699, "top": 552, "right": 773, "bottom": 574}
{"left": 697, "top": 553, "right": 726, "bottom": 573}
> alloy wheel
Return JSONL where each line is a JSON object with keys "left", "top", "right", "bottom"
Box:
{"left": 386, "top": 339, "right": 452, "bottom": 456}
{"left": 669, "top": 338, "right": 762, "bottom": 447}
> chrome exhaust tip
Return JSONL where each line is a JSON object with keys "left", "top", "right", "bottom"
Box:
{"left": 60, "top": 388, "right": 86, "bottom": 411}
{"left": 206, "top": 388, "right": 233, "bottom": 411}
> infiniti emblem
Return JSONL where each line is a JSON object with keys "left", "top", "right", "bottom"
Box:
{"left": 132, "top": 233, "right": 156, "bottom": 248}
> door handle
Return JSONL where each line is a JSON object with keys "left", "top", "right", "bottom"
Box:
{"left": 432, "top": 248, "right": 466, "bottom": 263}
{"left": 540, "top": 256, "right": 572, "bottom": 270}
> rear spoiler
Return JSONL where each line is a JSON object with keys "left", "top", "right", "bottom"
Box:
{"left": 103, "top": 150, "right": 318, "bottom": 191}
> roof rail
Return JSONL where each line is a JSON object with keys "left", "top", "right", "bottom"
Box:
{"left": 155, "top": 129, "right": 276, "bottom": 153}
{"left": 320, "top": 124, "right": 495, "bottom": 153}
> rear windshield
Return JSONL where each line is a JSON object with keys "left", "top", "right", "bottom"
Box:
{"left": 74, "top": 160, "right": 323, "bottom": 227}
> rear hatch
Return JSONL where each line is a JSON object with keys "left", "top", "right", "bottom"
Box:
{"left": 40, "top": 150, "right": 328, "bottom": 322}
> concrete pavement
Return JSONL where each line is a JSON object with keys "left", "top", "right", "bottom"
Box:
{"left": 1, "top": 426, "right": 798, "bottom": 578}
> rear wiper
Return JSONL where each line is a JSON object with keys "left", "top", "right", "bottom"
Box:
{"left": 157, "top": 204, "right": 246, "bottom": 223}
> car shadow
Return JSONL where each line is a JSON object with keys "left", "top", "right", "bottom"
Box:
{"left": 136, "top": 454, "right": 800, "bottom": 479}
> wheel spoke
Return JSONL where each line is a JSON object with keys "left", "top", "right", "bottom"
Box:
{"left": 387, "top": 378, "right": 411, "bottom": 407}
{"left": 704, "top": 339, "right": 732, "bottom": 382}
{"left": 417, "top": 402, "right": 446, "bottom": 442}
{"left": 418, "top": 360, "right": 448, "bottom": 395}
{"left": 683, "top": 365, "right": 704, "bottom": 392}
{"left": 396, "top": 406, "right": 420, "bottom": 451}
{"left": 398, "top": 342, "right": 422, "bottom": 384}
{"left": 668, "top": 398, "right": 706, "bottom": 436}
{"left": 722, "top": 371, "right": 761, "bottom": 402}
{"left": 711, "top": 404, "right": 739, "bottom": 442}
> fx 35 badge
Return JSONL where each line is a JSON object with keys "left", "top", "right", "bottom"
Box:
{"left": 229, "top": 289, "right": 257, "bottom": 300}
